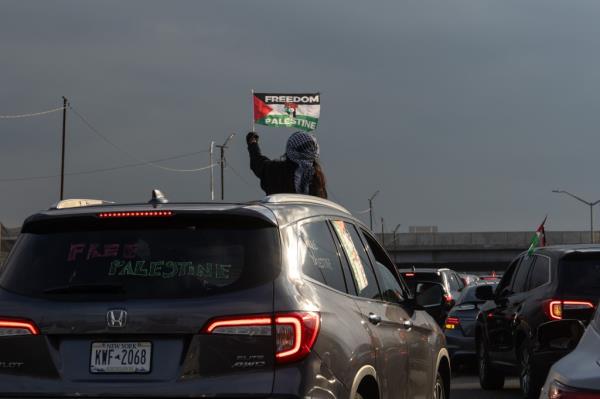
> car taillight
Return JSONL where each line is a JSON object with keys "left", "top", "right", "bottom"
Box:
{"left": 547, "top": 300, "right": 594, "bottom": 320}
{"left": 0, "top": 319, "right": 40, "bottom": 336}
{"left": 444, "top": 294, "right": 453, "bottom": 303}
{"left": 444, "top": 317, "right": 460, "bottom": 330}
{"left": 202, "top": 312, "right": 320, "bottom": 364}
{"left": 404, "top": 273, "right": 415, "bottom": 277}
{"left": 548, "top": 380, "right": 600, "bottom": 399}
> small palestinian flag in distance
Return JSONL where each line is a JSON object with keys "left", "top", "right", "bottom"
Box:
{"left": 527, "top": 216, "right": 547, "bottom": 255}
{"left": 253, "top": 92, "right": 320, "bottom": 132}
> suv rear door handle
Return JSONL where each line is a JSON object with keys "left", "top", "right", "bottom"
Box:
{"left": 368, "top": 313, "right": 382, "bottom": 325}
{"left": 400, "top": 319, "right": 413, "bottom": 330}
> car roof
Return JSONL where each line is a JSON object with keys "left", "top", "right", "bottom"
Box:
{"left": 23, "top": 193, "right": 356, "bottom": 229}
{"left": 529, "top": 244, "right": 600, "bottom": 257}
{"left": 397, "top": 268, "right": 450, "bottom": 274}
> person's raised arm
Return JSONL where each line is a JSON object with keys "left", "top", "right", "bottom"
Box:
{"left": 246, "top": 132, "right": 270, "bottom": 178}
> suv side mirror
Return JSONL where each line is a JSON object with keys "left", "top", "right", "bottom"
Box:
{"left": 475, "top": 285, "right": 494, "bottom": 301}
{"left": 537, "top": 320, "right": 586, "bottom": 352}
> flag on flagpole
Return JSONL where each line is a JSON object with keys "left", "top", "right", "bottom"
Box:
{"left": 253, "top": 92, "right": 320, "bottom": 132}
{"left": 528, "top": 216, "right": 547, "bottom": 255}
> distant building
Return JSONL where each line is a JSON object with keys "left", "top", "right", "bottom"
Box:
{"left": 408, "top": 225, "right": 438, "bottom": 234}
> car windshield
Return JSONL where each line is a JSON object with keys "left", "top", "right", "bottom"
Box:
{"left": 0, "top": 217, "right": 280, "bottom": 300}
{"left": 457, "top": 283, "right": 497, "bottom": 304}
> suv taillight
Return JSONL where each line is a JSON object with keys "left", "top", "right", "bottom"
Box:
{"left": 548, "top": 380, "right": 600, "bottom": 398}
{"left": 444, "top": 317, "right": 460, "bottom": 330}
{"left": 0, "top": 319, "right": 39, "bottom": 336}
{"left": 547, "top": 300, "right": 594, "bottom": 320}
{"left": 202, "top": 312, "right": 320, "bottom": 364}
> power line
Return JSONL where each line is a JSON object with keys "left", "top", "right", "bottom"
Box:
{"left": 69, "top": 105, "right": 211, "bottom": 172}
{"left": 0, "top": 106, "right": 65, "bottom": 119}
{"left": 224, "top": 157, "right": 254, "bottom": 188}
{"left": 0, "top": 151, "right": 216, "bottom": 183}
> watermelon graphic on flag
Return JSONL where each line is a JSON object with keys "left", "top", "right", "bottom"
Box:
{"left": 253, "top": 92, "right": 320, "bottom": 132}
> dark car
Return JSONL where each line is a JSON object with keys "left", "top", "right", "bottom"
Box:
{"left": 475, "top": 245, "right": 600, "bottom": 398}
{"left": 0, "top": 192, "right": 451, "bottom": 399}
{"left": 399, "top": 267, "right": 466, "bottom": 324}
{"left": 444, "top": 281, "right": 498, "bottom": 364}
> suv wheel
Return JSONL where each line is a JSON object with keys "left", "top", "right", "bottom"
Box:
{"left": 433, "top": 372, "right": 446, "bottom": 399}
{"left": 478, "top": 338, "right": 505, "bottom": 390}
{"left": 519, "top": 342, "right": 541, "bottom": 399}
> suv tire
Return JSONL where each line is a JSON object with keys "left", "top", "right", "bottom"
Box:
{"left": 478, "top": 338, "right": 505, "bottom": 390}
{"left": 433, "top": 371, "right": 446, "bottom": 399}
{"left": 519, "top": 342, "right": 542, "bottom": 399}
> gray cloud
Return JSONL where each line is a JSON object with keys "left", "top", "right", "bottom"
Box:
{"left": 1, "top": 0, "right": 600, "bottom": 233}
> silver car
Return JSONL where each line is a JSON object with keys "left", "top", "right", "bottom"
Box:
{"left": 539, "top": 307, "right": 600, "bottom": 398}
{"left": 0, "top": 193, "right": 450, "bottom": 399}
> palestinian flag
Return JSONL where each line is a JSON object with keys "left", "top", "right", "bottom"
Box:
{"left": 528, "top": 216, "right": 547, "bottom": 255}
{"left": 253, "top": 92, "right": 320, "bottom": 132}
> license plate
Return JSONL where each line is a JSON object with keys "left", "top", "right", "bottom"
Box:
{"left": 90, "top": 342, "right": 151, "bottom": 373}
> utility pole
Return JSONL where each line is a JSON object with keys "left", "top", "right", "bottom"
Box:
{"left": 59, "top": 96, "right": 68, "bottom": 200}
{"left": 209, "top": 141, "right": 215, "bottom": 200}
{"left": 381, "top": 217, "right": 385, "bottom": 246}
{"left": 368, "top": 190, "right": 380, "bottom": 230}
{"left": 216, "top": 133, "right": 235, "bottom": 201}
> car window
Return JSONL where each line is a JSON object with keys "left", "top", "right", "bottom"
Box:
{"left": 447, "top": 272, "right": 460, "bottom": 291}
{"left": 497, "top": 257, "right": 520, "bottom": 297}
{"left": 298, "top": 220, "right": 347, "bottom": 293}
{"left": 2, "top": 218, "right": 280, "bottom": 300}
{"left": 455, "top": 272, "right": 465, "bottom": 290}
{"left": 373, "top": 263, "right": 405, "bottom": 304}
{"left": 331, "top": 220, "right": 380, "bottom": 300}
{"left": 360, "top": 229, "right": 407, "bottom": 303}
{"left": 528, "top": 255, "right": 550, "bottom": 290}
{"left": 512, "top": 255, "right": 534, "bottom": 293}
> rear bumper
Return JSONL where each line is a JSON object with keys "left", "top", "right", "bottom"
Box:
{"left": 445, "top": 330, "right": 476, "bottom": 359}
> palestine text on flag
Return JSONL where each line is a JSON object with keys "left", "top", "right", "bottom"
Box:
{"left": 528, "top": 216, "right": 547, "bottom": 255}
{"left": 253, "top": 93, "right": 320, "bottom": 132}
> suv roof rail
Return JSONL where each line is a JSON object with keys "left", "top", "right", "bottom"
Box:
{"left": 51, "top": 198, "right": 114, "bottom": 210}
{"left": 260, "top": 194, "right": 351, "bottom": 215}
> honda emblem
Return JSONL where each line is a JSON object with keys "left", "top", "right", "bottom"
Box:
{"left": 106, "top": 309, "right": 127, "bottom": 328}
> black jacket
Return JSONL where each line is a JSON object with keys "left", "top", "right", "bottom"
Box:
{"left": 247, "top": 142, "right": 327, "bottom": 198}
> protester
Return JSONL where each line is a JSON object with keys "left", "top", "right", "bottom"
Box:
{"left": 246, "top": 131, "right": 327, "bottom": 199}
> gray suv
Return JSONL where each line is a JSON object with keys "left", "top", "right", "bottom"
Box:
{"left": 0, "top": 193, "right": 450, "bottom": 399}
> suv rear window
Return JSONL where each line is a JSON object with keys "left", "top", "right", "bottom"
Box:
{"left": 0, "top": 217, "right": 280, "bottom": 299}
{"left": 559, "top": 257, "right": 600, "bottom": 296}
{"left": 402, "top": 272, "right": 441, "bottom": 294}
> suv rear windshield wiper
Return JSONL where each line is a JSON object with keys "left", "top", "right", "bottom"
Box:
{"left": 43, "top": 283, "right": 126, "bottom": 295}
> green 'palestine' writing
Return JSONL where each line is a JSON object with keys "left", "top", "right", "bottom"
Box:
{"left": 109, "top": 260, "right": 232, "bottom": 280}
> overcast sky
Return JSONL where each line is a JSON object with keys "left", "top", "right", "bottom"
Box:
{"left": 2, "top": 0, "right": 600, "bottom": 232}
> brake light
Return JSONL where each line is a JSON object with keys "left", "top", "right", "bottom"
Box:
{"left": 404, "top": 273, "right": 415, "bottom": 277}
{"left": 202, "top": 312, "right": 320, "bottom": 364}
{"left": 444, "top": 317, "right": 460, "bottom": 330}
{"left": 547, "top": 300, "right": 594, "bottom": 320}
{"left": 98, "top": 211, "right": 173, "bottom": 218}
{"left": 0, "top": 319, "right": 39, "bottom": 336}
{"left": 548, "top": 380, "right": 600, "bottom": 399}
{"left": 444, "top": 294, "right": 453, "bottom": 303}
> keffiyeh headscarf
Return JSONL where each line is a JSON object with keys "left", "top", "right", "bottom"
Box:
{"left": 285, "top": 132, "right": 320, "bottom": 195}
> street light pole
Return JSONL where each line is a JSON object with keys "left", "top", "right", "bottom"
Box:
{"left": 381, "top": 217, "right": 385, "bottom": 246}
{"left": 216, "top": 133, "right": 235, "bottom": 201}
{"left": 553, "top": 189, "right": 600, "bottom": 243}
{"left": 393, "top": 223, "right": 402, "bottom": 249}
{"left": 368, "top": 190, "right": 379, "bottom": 230}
